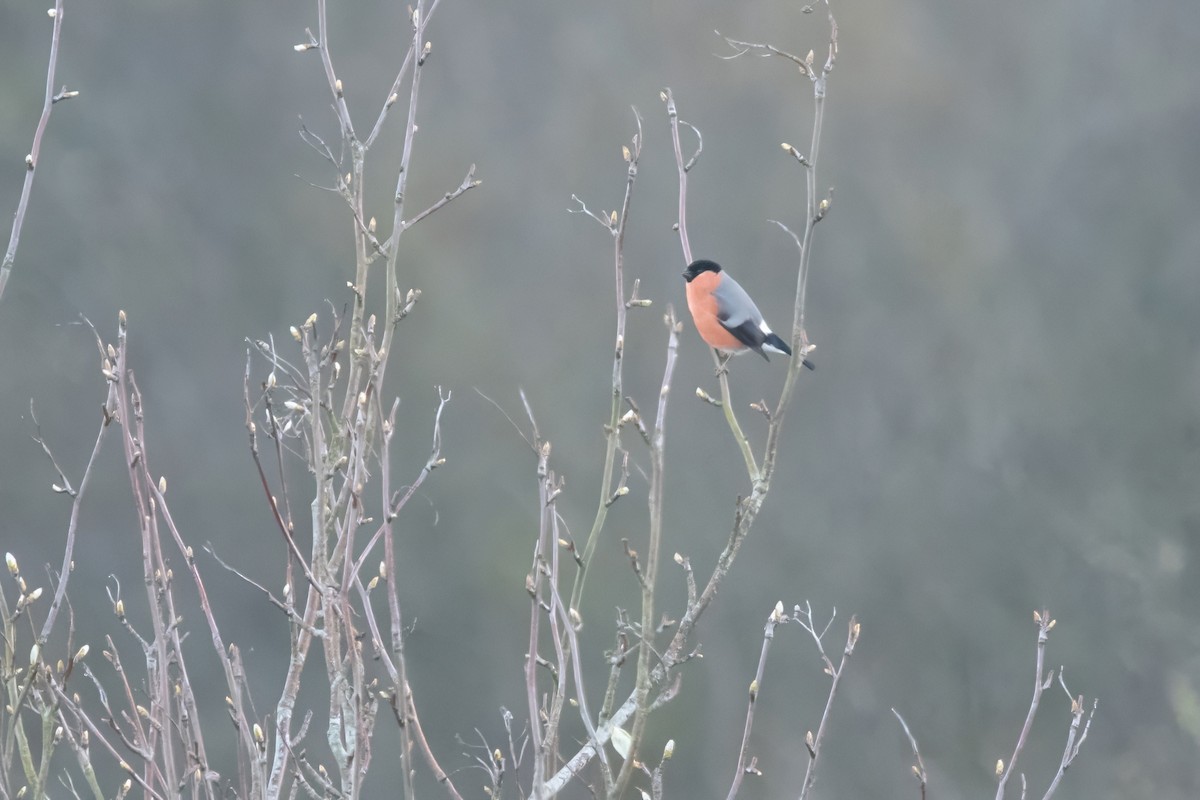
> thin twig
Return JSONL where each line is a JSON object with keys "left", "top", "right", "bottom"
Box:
{"left": 2, "top": 0, "right": 73, "bottom": 305}
{"left": 570, "top": 108, "right": 643, "bottom": 615}
{"left": 796, "top": 607, "right": 860, "bottom": 800}
{"left": 35, "top": 327, "right": 118, "bottom": 642}
{"left": 995, "top": 610, "right": 1054, "bottom": 800}
{"left": 726, "top": 603, "right": 787, "bottom": 800}
{"left": 611, "top": 309, "right": 680, "bottom": 798}
{"left": 891, "top": 708, "right": 928, "bottom": 800}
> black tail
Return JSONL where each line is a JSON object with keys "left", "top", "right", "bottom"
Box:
{"left": 762, "top": 331, "right": 792, "bottom": 358}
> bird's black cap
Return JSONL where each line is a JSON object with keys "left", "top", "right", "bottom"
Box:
{"left": 682, "top": 259, "right": 722, "bottom": 282}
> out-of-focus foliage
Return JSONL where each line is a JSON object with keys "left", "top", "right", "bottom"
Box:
{"left": 1, "top": 1, "right": 1197, "bottom": 797}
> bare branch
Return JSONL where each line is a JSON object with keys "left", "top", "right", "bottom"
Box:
{"left": 401, "top": 164, "right": 480, "bottom": 231}
{"left": 2, "top": 0, "right": 70, "bottom": 305}
{"left": 569, "top": 107, "right": 644, "bottom": 615}
{"left": 891, "top": 709, "right": 928, "bottom": 800}
{"left": 797, "top": 610, "right": 860, "bottom": 800}
{"left": 725, "top": 603, "right": 788, "bottom": 800}
{"left": 996, "top": 610, "right": 1052, "bottom": 799}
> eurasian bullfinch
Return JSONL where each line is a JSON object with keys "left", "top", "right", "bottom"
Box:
{"left": 682, "top": 259, "right": 814, "bottom": 368}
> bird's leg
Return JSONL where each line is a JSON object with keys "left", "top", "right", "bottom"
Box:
{"left": 713, "top": 351, "right": 732, "bottom": 377}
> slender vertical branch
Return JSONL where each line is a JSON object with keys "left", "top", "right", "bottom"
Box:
{"left": 377, "top": 0, "right": 428, "bottom": 382}
{"left": 37, "top": 325, "right": 117, "bottom": 642}
{"left": 663, "top": 89, "right": 694, "bottom": 267}
{"left": 526, "top": 427, "right": 551, "bottom": 800}
{"left": 570, "top": 109, "right": 644, "bottom": 616}
{"left": 715, "top": 353, "right": 761, "bottom": 483}
{"left": 611, "top": 310, "right": 680, "bottom": 798}
{"left": 380, "top": 390, "right": 451, "bottom": 800}
{"left": 995, "top": 610, "right": 1054, "bottom": 800}
{"left": 797, "top": 611, "right": 859, "bottom": 800}
{"left": 891, "top": 708, "right": 928, "bottom": 800}
{"left": 726, "top": 603, "right": 786, "bottom": 800}
{"left": 2, "top": 0, "right": 73, "bottom": 306}
{"left": 1040, "top": 677, "right": 1095, "bottom": 800}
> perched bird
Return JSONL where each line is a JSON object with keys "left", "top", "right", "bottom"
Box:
{"left": 682, "top": 259, "right": 814, "bottom": 368}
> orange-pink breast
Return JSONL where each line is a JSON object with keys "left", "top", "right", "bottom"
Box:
{"left": 685, "top": 271, "right": 745, "bottom": 351}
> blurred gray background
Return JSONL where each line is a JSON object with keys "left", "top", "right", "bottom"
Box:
{"left": 2, "top": 0, "right": 1198, "bottom": 797}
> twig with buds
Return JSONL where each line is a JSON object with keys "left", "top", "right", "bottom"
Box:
{"left": 725, "top": 601, "right": 788, "bottom": 800}
{"left": 995, "top": 610, "right": 1096, "bottom": 800}
{"left": 2, "top": 0, "right": 75, "bottom": 305}
{"left": 891, "top": 708, "right": 928, "bottom": 800}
